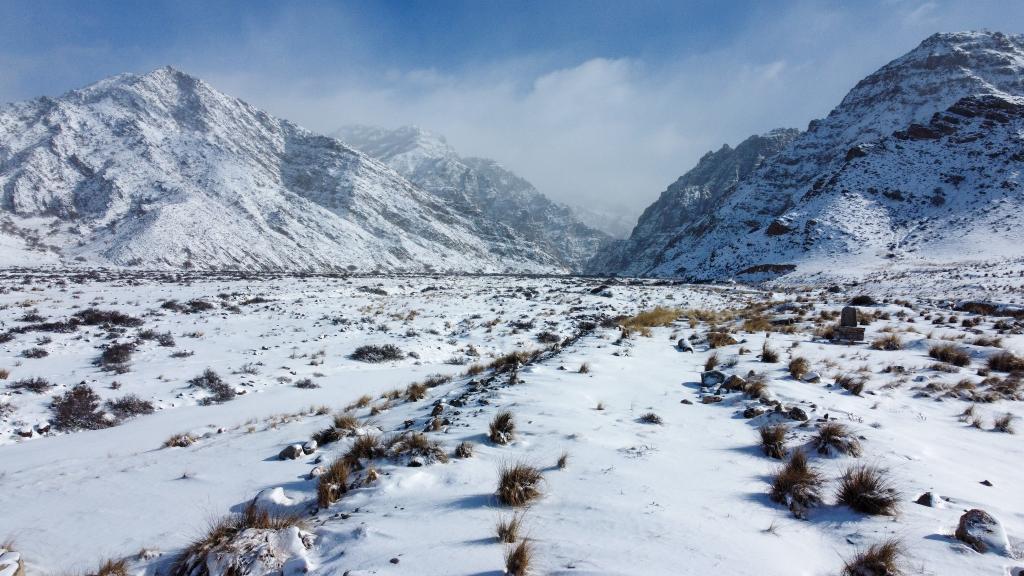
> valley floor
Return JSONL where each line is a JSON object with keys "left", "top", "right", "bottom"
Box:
{"left": 0, "top": 271, "right": 1021, "bottom": 575}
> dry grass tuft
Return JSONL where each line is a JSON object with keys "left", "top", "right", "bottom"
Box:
{"left": 769, "top": 450, "right": 824, "bottom": 518}
{"left": 496, "top": 512, "right": 524, "bottom": 543}
{"left": 94, "top": 558, "right": 129, "bottom": 576}
{"left": 993, "top": 412, "right": 1015, "bottom": 433}
{"left": 489, "top": 410, "right": 516, "bottom": 444}
{"left": 928, "top": 343, "right": 970, "bottom": 367}
{"left": 707, "top": 331, "right": 738, "bottom": 348}
{"left": 987, "top": 351, "right": 1024, "bottom": 372}
{"left": 163, "top": 433, "right": 198, "bottom": 448}
{"left": 557, "top": 451, "right": 569, "bottom": 469}
{"left": 813, "top": 422, "right": 862, "bottom": 457}
{"left": 704, "top": 352, "right": 719, "bottom": 372}
{"left": 836, "top": 464, "right": 900, "bottom": 516}
{"left": 639, "top": 412, "right": 663, "bottom": 425}
{"left": 620, "top": 307, "right": 681, "bottom": 336}
{"left": 497, "top": 462, "right": 543, "bottom": 506}
{"left": 841, "top": 538, "right": 906, "bottom": 576}
{"left": 759, "top": 423, "right": 788, "bottom": 459}
{"left": 761, "top": 341, "right": 779, "bottom": 363}
{"left": 317, "top": 458, "right": 351, "bottom": 509}
{"left": 870, "top": 333, "right": 903, "bottom": 351}
{"left": 455, "top": 440, "right": 475, "bottom": 458}
{"left": 504, "top": 539, "right": 533, "bottom": 576}
{"left": 789, "top": 356, "right": 810, "bottom": 380}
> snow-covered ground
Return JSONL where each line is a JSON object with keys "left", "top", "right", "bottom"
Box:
{"left": 1, "top": 271, "right": 1021, "bottom": 575}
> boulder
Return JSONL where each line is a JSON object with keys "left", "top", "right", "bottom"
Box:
{"left": 787, "top": 406, "right": 809, "bottom": 421}
{"left": 722, "top": 374, "right": 747, "bottom": 391}
{"left": 701, "top": 395, "right": 723, "bottom": 405}
{"left": 701, "top": 370, "right": 726, "bottom": 387}
{"left": 802, "top": 371, "right": 822, "bottom": 383}
{"left": 743, "top": 406, "right": 765, "bottom": 419}
{"left": 308, "top": 465, "right": 326, "bottom": 479}
{"left": 677, "top": 339, "right": 694, "bottom": 353}
{"left": 302, "top": 440, "right": 317, "bottom": 455}
{"left": 955, "top": 509, "right": 1010, "bottom": 555}
{"left": 279, "top": 444, "right": 303, "bottom": 460}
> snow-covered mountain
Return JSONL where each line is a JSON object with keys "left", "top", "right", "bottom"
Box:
{"left": 0, "top": 67, "right": 568, "bottom": 273}
{"left": 587, "top": 31, "right": 1024, "bottom": 282}
{"left": 337, "top": 125, "right": 611, "bottom": 269}
{"left": 588, "top": 128, "right": 799, "bottom": 272}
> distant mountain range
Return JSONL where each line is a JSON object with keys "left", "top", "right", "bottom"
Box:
{"left": 588, "top": 31, "right": 1024, "bottom": 283}
{"left": 336, "top": 125, "right": 611, "bottom": 270}
{"left": 0, "top": 69, "right": 604, "bottom": 273}
{"left": 1, "top": 31, "right": 1021, "bottom": 282}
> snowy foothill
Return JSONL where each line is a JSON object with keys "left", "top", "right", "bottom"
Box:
{"left": 0, "top": 270, "right": 1022, "bottom": 575}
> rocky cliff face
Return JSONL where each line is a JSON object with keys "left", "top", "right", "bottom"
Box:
{"left": 587, "top": 128, "right": 798, "bottom": 274}
{"left": 0, "top": 68, "right": 564, "bottom": 272}
{"left": 588, "top": 31, "right": 1024, "bottom": 282}
{"left": 338, "top": 125, "right": 611, "bottom": 270}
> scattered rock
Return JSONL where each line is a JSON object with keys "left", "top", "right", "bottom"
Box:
{"left": 955, "top": 509, "right": 1011, "bottom": 555}
{"left": 279, "top": 444, "right": 303, "bottom": 460}
{"left": 802, "top": 371, "right": 821, "bottom": 383}
{"left": 407, "top": 458, "right": 424, "bottom": 467}
{"left": 980, "top": 479, "right": 994, "bottom": 486}
{"left": 914, "top": 492, "right": 937, "bottom": 507}
{"left": 722, "top": 374, "right": 747, "bottom": 391}
{"left": 680, "top": 399, "right": 693, "bottom": 405}
{"left": 308, "top": 466, "right": 326, "bottom": 479}
{"left": 701, "top": 395, "right": 723, "bottom": 405}
{"left": 302, "top": 440, "right": 318, "bottom": 455}
{"left": 787, "top": 406, "right": 809, "bottom": 421}
{"left": 743, "top": 406, "right": 765, "bottom": 419}
{"left": 677, "top": 339, "right": 694, "bottom": 352}
{"left": 390, "top": 558, "right": 400, "bottom": 565}
{"left": 701, "top": 370, "right": 726, "bottom": 387}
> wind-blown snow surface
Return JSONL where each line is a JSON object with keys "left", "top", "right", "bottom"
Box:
{"left": 1, "top": 271, "right": 1022, "bottom": 575}
{"left": 337, "top": 125, "right": 611, "bottom": 270}
{"left": 588, "top": 31, "right": 1024, "bottom": 284}
{"left": 0, "top": 68, "right": 567, "bottom": 273}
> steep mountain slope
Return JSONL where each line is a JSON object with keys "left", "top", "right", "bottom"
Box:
{"left": 588, "top": 31, "right": 1024, "bottom": 282}
{"left": 0, "top": 68, "right": 563, "bottom": 272}
{"left": 337, "top": 125, "right": 611, "bottom": 270}
{"left": 588, "top": 128, "right": 798, "bottom": 273}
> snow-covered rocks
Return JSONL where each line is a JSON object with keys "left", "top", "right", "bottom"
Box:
{"left": 278, "top": 444, "right": 304, "bottom": 460}
{"left": 0, "top": 548, "right": 24, "bottom": 576}
{"left": 955, "top": 508, "right": 1012, "bottom": 555}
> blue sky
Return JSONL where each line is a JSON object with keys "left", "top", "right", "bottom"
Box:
{"left": 1, "top": 1, "right": 1020, "bottom": 210}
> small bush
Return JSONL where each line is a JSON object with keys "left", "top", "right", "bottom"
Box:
{"left": 704, "top": 352, "right": 719, "bottom": 372}
{"left": 836, "top": 464, "right": 900, "bottom": 515}
{"left": 761, "top": 342, "right": 779, "bottom": 363}
{"left": 490, "top": 410, "right": 515, "bottom": 444}
{"left": 813, "top": 422, "right": 862, "bottom": 457}
{"left": 557, "top": 451, "right": 569, "bottom": 469}
{"left": 350, "top": 344, "right": 404, "bottom": 363}
{"left": 870, "top": 334, "right": 903, "bottom": 351}
{"left": 496, "top": 512, "right": 523, "bottom": 543}
{"left": 99, "top": 342, "right": 134, "bottom": 369}
{"left": 405, "top": 382, "right": 428, "bottom": 401}
{"left": 93, "top": 558, "right": 129, "bottom": 576}
{"left": 578, "top": 362, "right": 590, "bottom": 374}
{"left": 769, "top": 450, "right": 824, "bottom": 518}
{"left": 619, "top": 307, "right": 680, "bottom": 335}
{"left": 73, "top": 308, "right": 143, "bottom": 327}
{"left": 497, "top": 462, "right": 543, "bottom": 506}
{"left": 387, "top": 432, "right": 448, "bottom": 464}
{"left": 993, "top": 413, "right": 1015, "bottom": 433}
{"left": 164, "top": 433, "right": 198, "bottom": 448}
{"left": 841, "top": 538, "right": 905, "bottom": 576}
{"left": 20, "top": 347, "right": 48, "bottom": 359}
{"left": 295, "top": 378, "right": 319, "bottom": 389}
{"left": 52, "top": 384, "right": 109, "bottom": 431}
{"left": 849, "top": 295, "right": 876, "bottom": 306}
{"left": 639, "top": 412, "right": 663, "bottom": 425}
{"left": 188, "top": 369, "right": 235, "bottom": 404}
{"left": 455, "top": 441, "right": 474, "bottom": 458}
{"left": 759, "top": 424, "right": 787, "bottom": 459}
{"left": 0, "top": 368, "right": 8, "bottom": 380}
{"left": 835, "top": 373, "right": 866, "bottom": 396}
{"left": 928, "top": 343, "right": 970, "bottom": 367}
{"left": 504, "top": 540, "right": 532, "bottom": 576}
{"left": 535, "top": 331, "right": 560, "bottom": 344}
{"left": 8, "top": 376, "right": 52, "bottom": 393}
{"left": 345, "top": 434, "right": 384, "bottom": 463}
{"left": 987, "top": 351, "right": 1024, "bottom": 372}
{"left": 788, "top": 357, "right": 810, "bottom": 380}
{"left": 707, "top": 332, "right": 738, "bottom": 348}
{"left": 317, "top": 458, "right": 351, "bottom": 508}
{"left": 105, "top": 394, "right": 154, "bottom": 420}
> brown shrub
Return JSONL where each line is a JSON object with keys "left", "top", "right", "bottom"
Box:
{"left": 317, "top": 458, "right": 351, "bottom": 508}
{"left": 497, "top": 462, "right": 543, "bottom": 506}
{"left": 504, "top": 540, "right": 533, "bottom": 576}
{"left": 769, "top": 450, "right": 824, "bottom": 518}
{"left": 928, "top": 343, "right": 970, "bottom": 367}
{"left": 836, "top": 464, "right": 899, "bottom": 515}
{"left": 489, "top": 410, "right": 515, "bottom": 445}
{"left": 759, "top": 424, "right": 787, "bottom": 459}
{"left": 987, "top": 351, "right": 1024, "bottom": 372}
{"left": 788, "top": 357, "right": 810, "bottom": 380}
{"left": 813, "top": 422, "right": 862, "bottom": 457}
{"left": 841, "top": 538, "right": 905, "bottom": 576}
